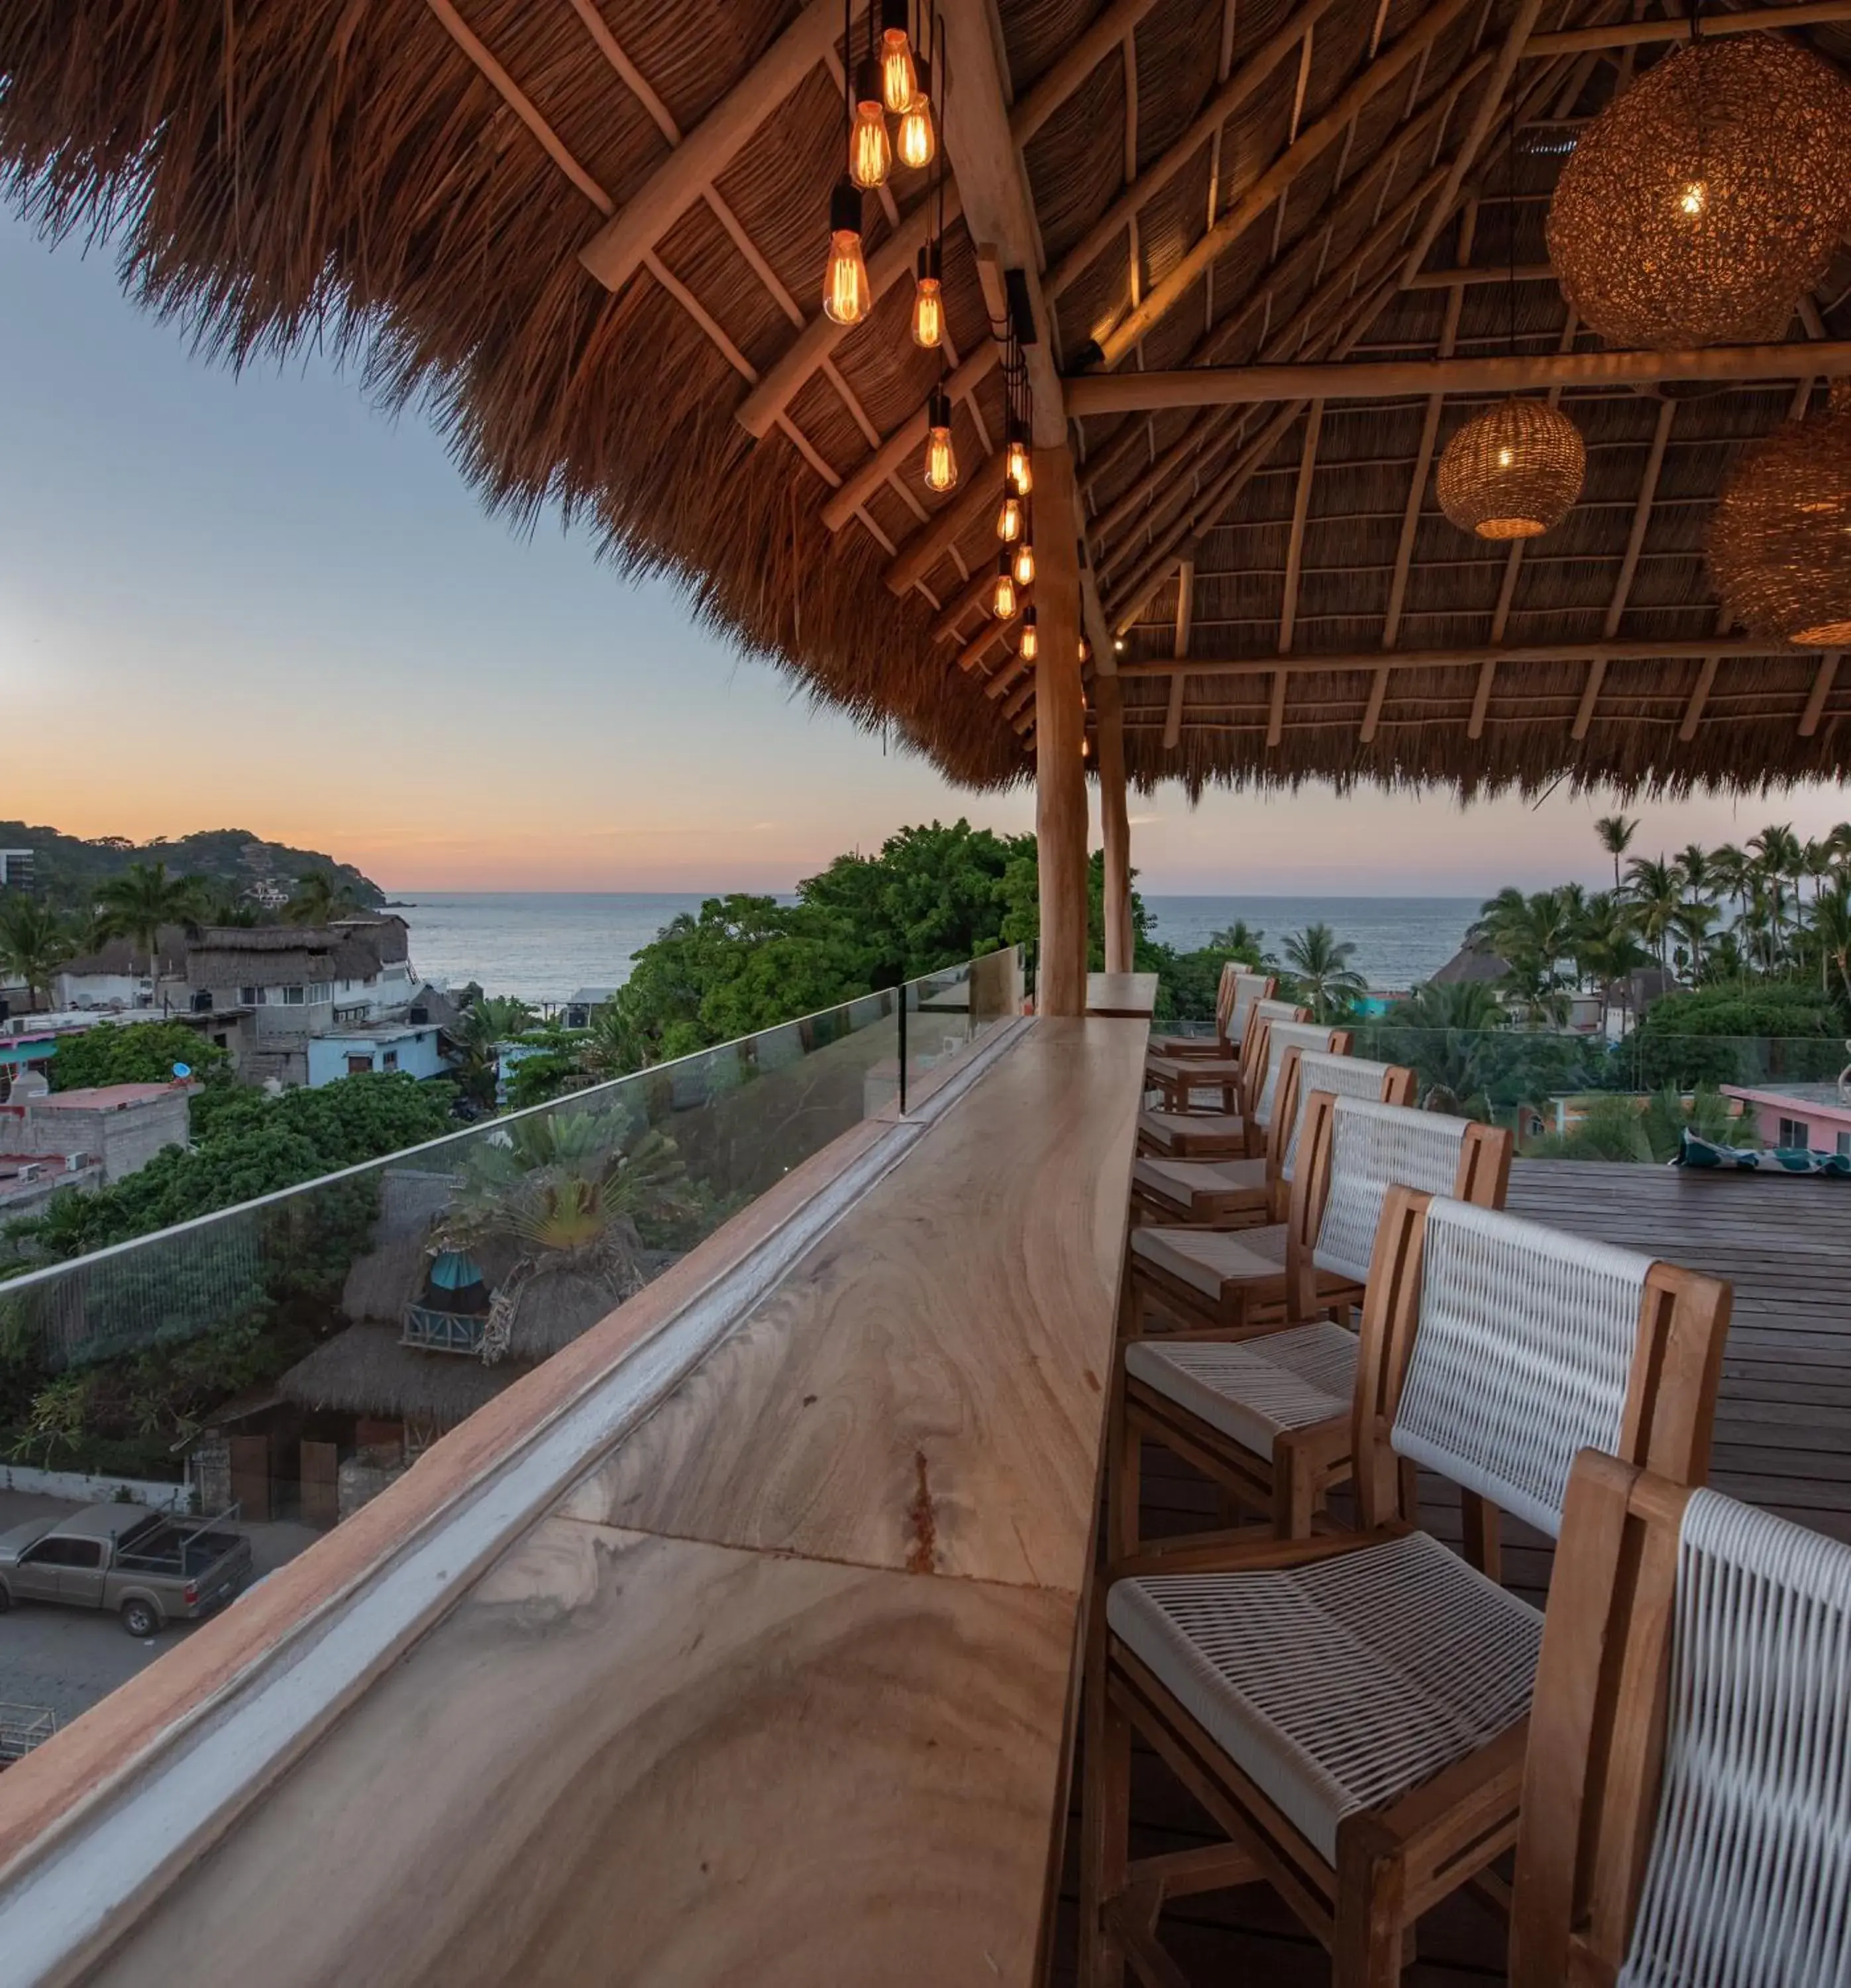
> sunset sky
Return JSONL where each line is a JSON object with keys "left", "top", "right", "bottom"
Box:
{"left": 3, "top": 207, "right": 1846, "bottom": 897}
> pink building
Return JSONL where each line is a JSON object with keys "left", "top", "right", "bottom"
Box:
{"left": 1722, "top": 1081, "right": 1851, "bottom": 1158}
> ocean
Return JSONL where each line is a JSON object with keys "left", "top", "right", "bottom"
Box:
{"left": 392, "top": 891, "right": 1480, "bottom": 1007}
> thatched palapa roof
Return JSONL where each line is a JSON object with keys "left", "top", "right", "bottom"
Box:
{"left": 278, "top": 1321, "right": 519, "bottom": 1423}
{"left": 4, "top": 1, "right": 1848, "bottom": 797}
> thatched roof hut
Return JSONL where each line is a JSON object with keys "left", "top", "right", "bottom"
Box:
{"left": 6, "top": 3, "right": 1848, "bottom": 1006}
{"left": 339, "top": 1168, "right": 462, "bottom": 1325}
{"left": 278, "top": 1322, "right": 517, "bottom": 1424}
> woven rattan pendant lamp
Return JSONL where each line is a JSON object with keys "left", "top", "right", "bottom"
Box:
{"left": 1438, "top": 95, "right": 1585, "bottom": 539}
{"left": 1547, "top": 25, "right": 1851, "bottom": 349}
{"left": 1708, "top": 385, "right": 1851, "bottom": 646}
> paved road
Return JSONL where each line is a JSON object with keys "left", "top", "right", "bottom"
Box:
{"left": 0, "top": 1492, "right": 321, "bottom": 1734}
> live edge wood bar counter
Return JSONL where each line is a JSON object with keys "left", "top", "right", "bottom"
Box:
{"left": 0, "top": 1016, "right": 1146, "bottom": 1988}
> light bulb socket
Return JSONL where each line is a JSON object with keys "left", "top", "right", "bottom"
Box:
{"left": 855, "top": 54, "right": 884, "bottom": 109}
{"left": 928, "top": 386, "right": 951, "bottom": 429}
{"left": 881, "top": 0, "right": 910, "bottom": 33}
{"left": 912, "top": 52, "right": 931, "bottom": 97}
{"left": 829, "top": 178, "right": 863, "bottom": 236}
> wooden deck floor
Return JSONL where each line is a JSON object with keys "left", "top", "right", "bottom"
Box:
{"left": 1052, "top": 1158, "right": 1851, "bottom": 1985}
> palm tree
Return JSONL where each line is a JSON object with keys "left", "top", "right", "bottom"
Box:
{"left": 1573, "top": 891, "right": 1651, "bottom": 1038}
{"left": 1476, "top": 887, "right": 1577, "bottom": 1022}
{"left": 1673, "top": 843, "right": 1713, "bottom": 905}
{"left": 1623, "top": 856, "right": 1683, "bottom": 975}
{"left": 1206, "top": 918, "right": 1271, "bottom": 967}
{"left": 93, "top": 862, "right": 206, "bottom": 985}
{"left": 0, "top": 898, "right": 74, "bottom": 1011}
{"left": 1595, "top": 814, "right": 1639, "bottom": 891}
{"left": 1810, "top": 878, "right": 1851, "bottom": 1006}
{"left": 1281, "top": 923, "right": 1367, "bottom": 1021}
{"left": 1669, "top": 899, "right": 1716, "bottom": 981}
{"left": 1748, "top": 824, "right": 1805, "bottom": 960}
{"left": 284, "top": 871, "right": 359, "bottom": 926}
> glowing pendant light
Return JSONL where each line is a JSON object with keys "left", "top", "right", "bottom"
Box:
{"left": 992, "top": 551, "right": 1018, "bottom": 620}
{"left": 896, "top": 65, "right": 935, "bottom": 170}
{"left": 996, "top": 493, "right": 1024, "bottom": 543}
{"left": 850, "top": 56, "right": 891, "bottom": 189}
{"left": 880, "top": 0, "right": 918, "bottom": 111}
{"left": 1012, "top": 538, "right": 1035, "bottom": 588}
{"left": 823, "top": 179, "right": 871, "bottom": 326}
{"left": 1019, "top": 607, "right": 1039, "bottom": 662}
{"left": 923, "top": 387, "right": 957, "bottom": 493}
{"left": 1438, "top": 398, "right": 1585, "bottom": 540}
{"left": 911, "top": 243, "right": 943, "bottom": 348}
{"left": 1005, "top": 424, "right": 1032, "bottom": 495}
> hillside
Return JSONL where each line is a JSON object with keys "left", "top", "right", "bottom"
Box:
{"left": 0, "top": 824, "right": 385, "bottom": 915}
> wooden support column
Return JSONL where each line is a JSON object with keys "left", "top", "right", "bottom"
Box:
{"left": 1034, "top": 447, "right": 1088, "bottom": 1016}
{"left": 1094, "top": 674, "right": 1134, "bottom": 974}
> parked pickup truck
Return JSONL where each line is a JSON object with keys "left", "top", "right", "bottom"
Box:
{"left": 0, "top": 1504, "right": 251, "bottom": 1637}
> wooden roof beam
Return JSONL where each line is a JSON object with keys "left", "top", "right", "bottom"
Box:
{"left": 1098, "top": 0, "right": 1479, "bottom": 365}
{"left": 1575, "top": 396, "right": 1677, "bottom": 738}
{"left": 1047, "top": 0, "right": 1351, "bottom": 303}
{"left": 1066, "top": 340, "right": 1851, "bottom": 414}
{"left": 1406, "top": 262, "right": 1555, "bottom": 288}
{"left": 1530, "top": 1, "right": 1851, "bottom": 55}
{"left": 578, "top": 0, "right": 841, "bottom": 290}
{"left": 1801, "top": 654, "right": 1841, "bottom": 738}
{"left": 1395, "top": 0, "right": 1550, "bottom": 290}
{"left": 1119, "top": 637, "right": 1812, "bottom": 679}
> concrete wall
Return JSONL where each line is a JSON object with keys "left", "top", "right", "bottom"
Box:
{"left": 17, "top": 1089, "right": 191, "bottom": 1183}
{"left": 305, "top": 1028, "right": 445, "bottom": 1088}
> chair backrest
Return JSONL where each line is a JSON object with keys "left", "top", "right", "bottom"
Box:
{"left": 1219, "top": 969, "right": 1273, "bottom": 1048}
{"left": 1240, "top": 995, "right": 1306, "bottom": 1083}
{"left": 1252, "top": 1022, "right": 1348, "bottom": 1135}
{"left": 1351, "top": 1195, "right": 1730, "bottom": 1546}
{"left": 1274, "top": 1050, "right": 1416, "bottom": 1186}
{"left": 1289, "top": 1094, "right": 1510, "bottom": 1321}
{"left": 1512, "top": 1455, "right": 1850, "bottom": 1988}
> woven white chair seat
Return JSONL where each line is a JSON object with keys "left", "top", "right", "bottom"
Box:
{"left": 1620, "top": 1490, "right": 1851, "bottom": 1987}
{"left": 1125, "top": 1323, "right": 1358, "bottom": 1457}
{"left": 1132, "top": 1224, "right": 1288, "bottom": 1301}
{"left": 1134, "top": 1156, "right": 1267, "bottom": 1214}
{"left": 1109, "top": 1532, "right": 1542, "bottom": 1863}
{"left": 1140, "top": 1109, "right": 1245, "bottom": 1154}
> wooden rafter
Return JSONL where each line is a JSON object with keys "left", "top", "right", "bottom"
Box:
{"left": 1529, "top": 0, "right": 1851, "bottom": 54}
{"left": 821, "top": 343, "right": 1002, "bottom": 533}
{"left": 1067, "top": 341, "right": 1851, "bottom": 413}
{"left": 1395, "top": 0, "right": 1550, "bottom": 290}
{"left": 1277, "top": 401, "right": 1324, "bottom": 658}
{"left": 1574, "top": 396, "right": 1677, "bottom": 739}
{"left": 1098, "top": 0, "right": 1477, "bottom": 364}
{"left": 1048, "top": 0, "right": 1350, "bottom": 303}
{"left": 1801, "top": 655, "right": 1841, "bottom": 738}
{"left": 1164, "top": 556, "right": 1193, "bottom": 749}
{"left": 576, "top": 0, "right": 838, "bottom": 289}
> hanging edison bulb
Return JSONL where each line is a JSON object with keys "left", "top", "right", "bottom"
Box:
{"left": 1013, "top": 539, "right": 1035, "bottom": 588}
{"left": 880, "top": 0, "right": 918, "bottom": 111}
{"left": 923, "top": 387, "right": 957, "bottom": 493}
{"left": 896, "top": 70, "right": 935, "bottom": 170}
{"left": 1077, "top": 635, "right": 1090, "bottom": 663}
{"left": 1019, "top": 606, "right": 1039, "bottom": 662}
{"left": 911, "top": 243, "right": 943, "bottom": 348}
{"left": 1005, "top": 423, "right": 1032, "bottom": 496}
{"left": 997, "top": 493, "right": 1024, "bottom": 543}
{"left": 822, "top": 180, "right": 871, "bottom": 325}
{"left": 992, "top": 550, "right": 1018, "bottom": 620}
{"left": 851, "top": 58, "right": 891, "bottom": 189}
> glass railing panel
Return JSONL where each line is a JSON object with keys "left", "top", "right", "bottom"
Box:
{"left": 0, "top": 949, "right": 1023, "bottom": 1529}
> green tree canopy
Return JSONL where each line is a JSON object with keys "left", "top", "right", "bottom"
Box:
{"left": 49, "top": 1020, "right": 229, "bottom": 1091}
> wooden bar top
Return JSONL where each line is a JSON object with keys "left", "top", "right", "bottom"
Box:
{"left": 82, "top": 1017, "right": 1147, "bottom": 1988}
{"left": 1085, "top": 970, "right": 1161, "bottom": 1018}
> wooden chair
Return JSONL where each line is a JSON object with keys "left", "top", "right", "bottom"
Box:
{"left": 1511, "top": 1452, "right": 1851, "bottom": 1988}
{"left": 1145, "top": 994, "right": 1303, "bottom": 1117}
{"left": 1127, "top": 1090, "right": 1509, "bottom": 1346}
{"left": 1146, "top": 967, "right": 1273, "bottom": 1063}
{"left": 1083, "top": 1190, "right": 1732, "bottom": 1988}
{"left": 1132, "top": 1047, "right": 1410, "bottom": 1232}
{"left": 1116, "top": 1079, "right": 1505, "bottom": 1553}
{"left": 1139, "top": 1001, "right": 1310, "bottom": 1157}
